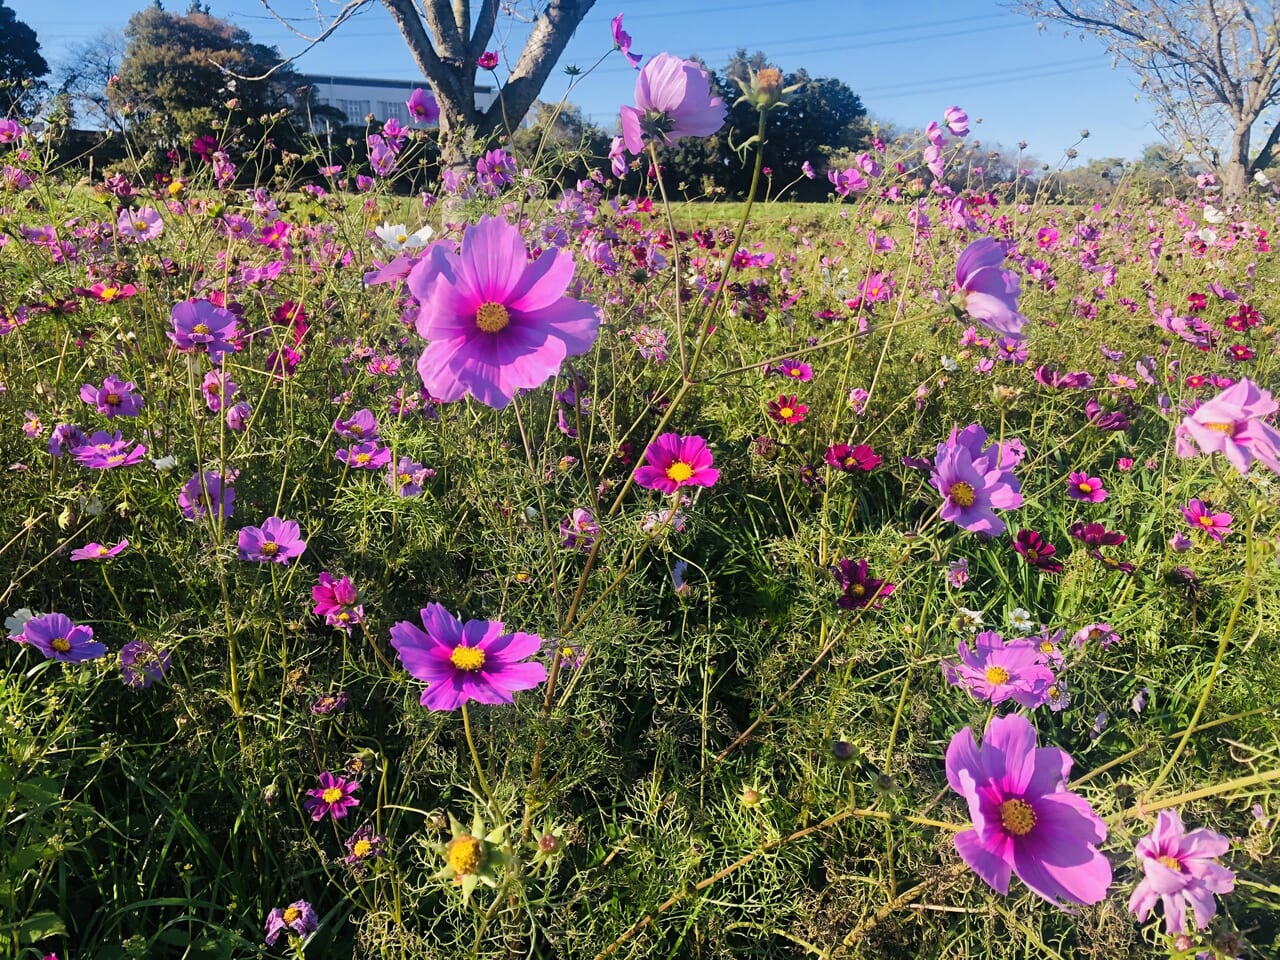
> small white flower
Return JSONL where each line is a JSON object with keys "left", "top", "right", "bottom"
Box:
{"left": 1196, "top": 226, "right": 1218, "bottom": 245}
{"left": 374, "top": 221, "right": 434, "bottom": 252}
{"left": 1254, "top": 170, "right": 1271, "bottom": 187}
{"left": 1202, "top": 204, "right": 1225, "bottom": 224}
{"left": 4, "top": 607, "right": 33, "bottom": 639}
{"left": 1007, "top": 607, "right": 1034, "bottom": 633}
{"left": 939, "top": 355, "right": 958, "bottom": 372}
{"left": 151, "top": 454, "right": 178, "bottom": 471}
{"left": 954, "top": 607, "right": 985, "bottom": 633}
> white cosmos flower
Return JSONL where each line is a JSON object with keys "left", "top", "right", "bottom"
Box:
{"left": 1202, "top": 204, "right": 1225, "bottom": 224}
{"left": 1196, "top": 226, "right": 1218, "bottom": 245}
{"left": 4, "top": 608, "right": 33, "bottom": 639}
{"left": 373, "top": 221, "right": 434, "bottom": 252}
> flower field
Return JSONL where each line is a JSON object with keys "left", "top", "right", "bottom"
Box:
{"left": 1, "top": 53, "right": 1279, "bottom": 960}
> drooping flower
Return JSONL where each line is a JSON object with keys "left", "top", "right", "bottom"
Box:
{"left": 946, "top": 713, "right": 1111, "bottom": 905}
{"left": 929, "top": 424, "right": 1023, "bottom": 536}
{"left": 168, "top": 299, "right": 239, "bottom": 359}
{"left": 1069, "top": 521, "right": 1125, "bottom": 547}
{"left": 201, "top": 370, "right": 237, "bottom": 412}
{"left": 1013, "top": 529, "right": 1062, "bottom": 574}
{"left": 72, "top": 430, "right": 147, "bottom": 469}
{"left": 943, "top": 104, "right": 969, "bottom": 136}
{"left": 1071, "top": 622, "right": 1119, "bottom": 649}
{"left": 303, "top": 771, "right": 360, "bottom": 821}
{"left": 946, "top": 558, "right": 970, "bottom": 588}
{"left": 410, "top": 215, "right": 600, "bottom": 409}
{"left": 942, "top": 631, "right": 1053, "bottom": 708}
{"left": 619, "top": 52, "right": 727, "bottom": 155}
{"left": 633, "top": 433, "right": 719, "bottom": 494}
{"left": 17, "top": 612, "right": 107, "bottom": 663}
{"left": 832, "top": 559, "right": 894, "bottom": 610}
{"left": 560, "top": 508, "right": 599, "bottom": 551}
{"left": 1176, "top": 377, "right": 1280, "bottom": 475}
{"left": 264, "top": 900, "right": 319, "bottom": 945}
{"left": 1182, "top": 499, "right": 1232, "bottom": 541}
{"left": 118, "top": 638, "right": 171, "bottom": 688}
{"left": 312, "top": 573, "right": 364, "bottom": 633}
{"left": 1066, "top": 471, "right": 1108, "bottom": 503}
{"left": 178, "top": 470, "right": 235, "bottom": 521}
{"left": 70, "top": 539, "right": 129, "bottom": 561}
{"left": 954, "top": 238, "right": 1028, "bottom": 341}
{"left": 389, "top": 603, "right": 547, "bottom": 711}
{"left": 611, "top": 13, "right": 642, "bottom": 68}
{"left": 237, "top": 517, "right": 306, "bottom": 564}
{"left": 1129, "top": 810, "right": 1234, "bottom": 934}
{"left": 80, "top": 375, "right": 144, "bottom": 418}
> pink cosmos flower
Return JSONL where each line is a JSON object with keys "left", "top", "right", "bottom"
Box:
{"left": 18, "top": 612, "right": 108, "bottom": 662}
{"left": 80, "top": 375, "right": 144, "bottom": 418}
{"left": 70, "top": 539, "right": 129, "bottom": 561}
{"left": 943, "top": 105, "right": 969, "bottom": 136}
{"left": 634, "top": 433, "right": 719, "bottom": 494}
{"left": 265, "top": 900, "right": 319, "bottom": 945}
{"left": 303, "top": 771, "right": 360, "bottom": 821}
{"left": 406, "top": 87, "right": 439, "bottom": 124}
{"left": 955, "top": 238, "right": 1028, "bottom": 341}
{"left": 169, "top": 299, "right": 239, "bottom": 359}
{"left": 824, "top": 443, "right": 881, "bottom": 472}
{"left": 1066, "top": 471, "right": 1108, "bottom": 502}
{"left": 946, "top": 713, "right": 1111, "bottom": 905}
{"left": 72, "top": 430, "right": 148, "bottom": 469}
{"left": 389, "top": 603, "right": 547, "bottom": 710}
{"left": 201, "top": 370, "right": 237, "bottom": 412}
{"left": 1128, "top": 810, "right": 1234, "bottom": 934}
{"left": 1176, "top": 377, "right": 1280, "bottom": 475}
{"left": 929, "top": 423, "right": 1023, "bottom": 536}
{"left": 476, "top": 50, "right": 499, "bottom": 69}
{"left": 1182, "top": 499, "right": 1232, "bottom": 541}
{"left": 179, "top": 470, "right": 235, "bottom": 521}
{"left": 119, "top": 638, "right": 171, "bottom": 688}
{"left": 766, "top": 393, "right": 807, "bottom": 425}
{"left": 237, "top": 517, "right": 306, "bottom": 564}
{"left": 336, "top": 441, "right": 391, "bottom": 470}
{"left": 312, "top": 572, "right": 364, "bottom": 632}
{"left": 619, "top": 53, "right": 727, "bottom": 155}
{"left": 611, "top": 13, "right": 642, "bottom": 68}
{"left": 409, "top": 215, "right": 600, "bottom": 409}
{"left": 942, "top": 631, "right": 1053, "bottom": 708}
{"left": 560, "top": 507, "right": 599, "bottom": 550}
{"left": 117, "top": 206, "right": 164, "bottom": 241}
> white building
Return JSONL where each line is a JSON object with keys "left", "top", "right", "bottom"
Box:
{"left": 301, "top": 74, "right": 497, "bottom": 129}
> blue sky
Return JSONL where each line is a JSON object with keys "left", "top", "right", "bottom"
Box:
{"left": 12, "top": 0, "right": 1162, "bottom": 164}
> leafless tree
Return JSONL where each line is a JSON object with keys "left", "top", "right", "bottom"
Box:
{"left": 1014, "top": 1, "right": 1280, "bottom": 196}
{"left": 53, "top": 29, "right": 127, "bottom": 132}
{"left": 260, "top": 0, "right": 597, "bottom": 167}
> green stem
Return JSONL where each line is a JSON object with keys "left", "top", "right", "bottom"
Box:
{"left": 461, "top": 703, "right": 497, "bottom": 815}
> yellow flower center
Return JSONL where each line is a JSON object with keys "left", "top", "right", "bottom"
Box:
{"left": 283, "top": 906, "right": 301, "bottom": 924}
{"left": 396, "top": 234, "right": 407, "bottom": 244}
{"left": 51, "top": 637, "right": 71, "bottom": 653}
{"left": 260, "top": 542, "right": 280, "bottom": 557}
{"left": 107, "top": 454, "right": 126, "bottom": 465}
{"left": 1077, "top": 482, "right": 1093, "bottom": 494}
{"left": 101, "top": 286, "right": 119, "bottom": 300}
{"left": 778, "top": 406, "right": 794, "bottom": 419}
{"left": 354, "top": 453, "right": 371, "bottom": 465}
{"left": 322, "top": 786, "right": 344, "bottom": 804}
{"left": 1047, "top": 684, "right": 1061, "bottom": 699}
{"left": 1024, "top": 548, "right": 1039, "bottom": 562}
{"left": 106, "top": 393, "right": 121, "bottom": 406}
{"left": 1202, "top": 421, "right": 1236, "bottom": 436}
{"left": 1157, "top": 855, "right": 1183, "bottom": 872}
{"left": 665, "top": 461, "right": 694, "bottom": 483}
{"left": 398, "top": 473, "right": 412, "bottom": 486}
{"left": 1198, "top": 516, "right": 1215, "bottom": 527}
{"left": 353, "top": 838, "right": 373, "bottom": 858}
{"left": 349, "top": 424, "right": 363, "bottom": 436}
{"left": 999, "top": 798, "right": 1036, "bottom": 836}
{"left": 446, "top": 835, "right": 485, "bottom": 875}
{"left": 192, "top": 323, "right": 211, "bottom": 335}
{"left": 850, "top": 583, "right": 866, "bottom": 596}
{"left": 1039, "top": 641, "right": 1054, "bottom": 654}
{"left": 984, "top": 666, "right": 1010, "bottom": 685}
{"left": 96, "top": 546, "right": 110, "bottom": 556}
{"left": 450, "top": 645, "right": 486, "bottom": 671}
{"left": 475, "top": 301, "right": 510, "bottom": 334}
{"left": 948, "top": 481, "right": 976, "bottom": 507}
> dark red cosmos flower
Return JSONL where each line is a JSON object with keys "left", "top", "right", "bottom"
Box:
{"left": 1090, "top": 550, "right": 1135, "bottom": 575}
{"left": 1186, "top": 292, "right": 1207, "bottom": 311}
{"left": 1013, "top": 529, "right": 1063, "bottom": 574}
{"left": 825, "top": 442, "right": 882, "bottom": 472}
{"left": 1069, "top": 522, "right": 1126, "bottom": 546}
{"left": 833, "top": 559, "right": 894, "bottom": 610}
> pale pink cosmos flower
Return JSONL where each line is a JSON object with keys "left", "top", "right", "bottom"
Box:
{"left": 954, "top": 238, "right": 1029, "bottom": 341}
{"left": 619, "top": 53, "right": 726, "bottom": 156}
{"left": 1128, "top": 810, "right": 1234, "bottom": 934}
{"left": 1176, "top": 377, "right": 1280, "bottom": 475}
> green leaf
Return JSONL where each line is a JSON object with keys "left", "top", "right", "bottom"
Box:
{"left": 14, "top": 910, "right": 66, "bottom": 943}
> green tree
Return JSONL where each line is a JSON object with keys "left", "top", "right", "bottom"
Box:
{"left": 111, "top": 5, "right": 308, "bottom": 154}
{"left": 508, "top": 99, "right": 610, "bottom": 189}
{"left": 0, "top": 0, "right": 50, "bottom": 114}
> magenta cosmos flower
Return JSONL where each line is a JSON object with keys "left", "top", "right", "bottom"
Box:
{"left": 80, "top": 375, "right": 144, "bottom": 418}
{"left": 1128, "top": 809, "right": 1234, "bottom": 934}
{"left": 72, "top": 430, "right": 147, "bottom": 469}
{"left": 611, "top": 13, "right": 642, "bottom": 68}
{"left": 954, "top": 238, "right": 1028, "bottom": 341}
{"left": 619, "top": 52, "right": 727, "bottom": 155}
{"left": 410, "top": 215, "right": 600, "bottom": 409}
{"left": 18, "top": 612, "right": 107, "bottom": 662}
{"left": 237, "top": 517, "right": 306, "bottom": 564}
{"left": 1066, "top": 471, "right": 1108, "bottom": 503}
{"left": 70, "top": 539, "right": 129, "bottom": 561}
{"left": 1176, "top": 377, "right": 1280, "bottom": 475}
{"left": 1182, "top": 498, "right": 1232, "bottom": 541}
{"left": 389, "top": 603, "right": 547, "bottom": 711}
{"left": 946, "top": 713, "right": 1111, "bottom": 906}
{"left": 832, "top": 559, "right": 893, "bottom": 610}
{"left": 169, "top": 299, "right": 239, "bottom": 359}
{"left": 634, "top": 433, "right": 719, "bottom": 494}
{"left": 406, "top": 87, "right": 439, "bottom": 124}
{"left": 264, "top": 900, "right": 319, "bottom": 945}
{"left": 942, "top": 631, "right": 1053, "bottom": 708}
{"left": 178, "top": 470, "right": 235, "bottom": 521}
{"left": 303, "top": 771, "right": 360, "bottom": 821}
{"left": 929, "top": 424, "right": 1022, "bottom": 536}
{"left": 119, "top": 638, "right": 171, "bottom": 688}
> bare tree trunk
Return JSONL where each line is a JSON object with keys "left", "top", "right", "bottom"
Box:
{"left": 1224, "top": 122, "right": 1251, "bottom": 198}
